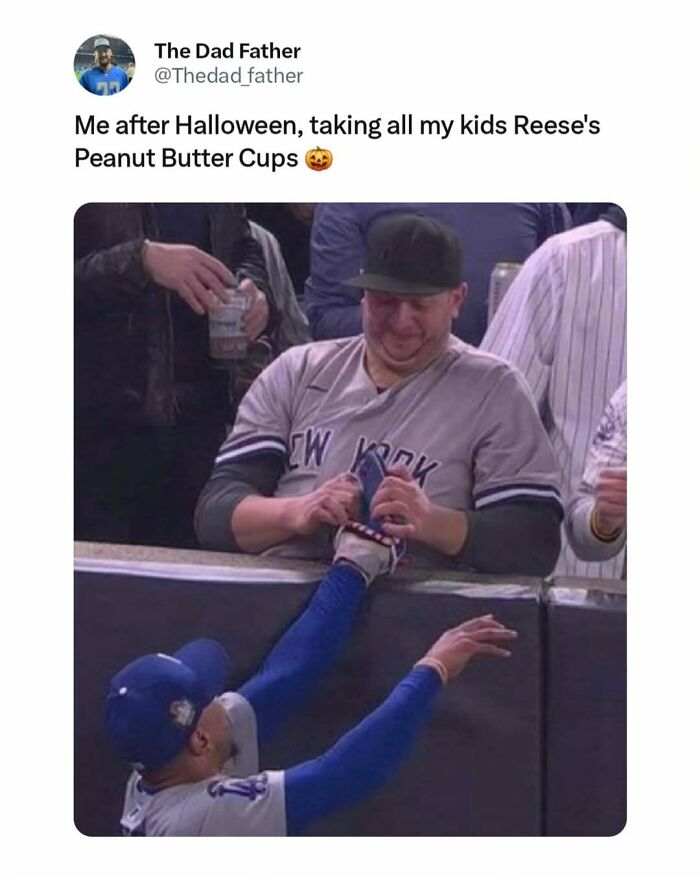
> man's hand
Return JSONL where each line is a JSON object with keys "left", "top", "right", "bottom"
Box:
{"left": 370, "top": 465, "right": 432, "bottom": 539}
{"left": 287, "top": 474, "right": 361, "bottom": 536}
{"left": 423, "top": 615, "right": 517, "bottom": 680}
{"left": 593, "top": 467, "right": 627, "bottom": 536}
{"left": 142, "top": 241, "right": 233, "bottom": 315}
{"left": 371, "top": 465, "right": 468, "bottom": 555}
{"left": 239, "top": 277, "right": 270, "bottom": 342}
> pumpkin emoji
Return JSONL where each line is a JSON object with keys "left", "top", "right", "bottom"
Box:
{"left": 305, "top": 147, "right": 333, "bottom": 171}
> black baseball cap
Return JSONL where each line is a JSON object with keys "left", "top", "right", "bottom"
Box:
{"left": 345, "top": 213, "right": 463, "bottom": 296}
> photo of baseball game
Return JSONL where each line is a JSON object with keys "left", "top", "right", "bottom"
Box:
{"left": 74, "top": 203, "right": 626, "bottom": 837}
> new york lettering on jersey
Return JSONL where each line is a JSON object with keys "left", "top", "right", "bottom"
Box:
{"left": 287, "top": 428, "right": 441, "bottom": 489}
{"left": 214, "top": 335, "right": 560, "bottom": 566}
{"left": 215, "top": 337, "right": 472, "bottom": 506}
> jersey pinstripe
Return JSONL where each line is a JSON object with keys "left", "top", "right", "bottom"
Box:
{"left": 214, "top": 334, "right": 562, "bottom": 567}
{"left": 481, "top": 220, "right": 626, "bottom": 578}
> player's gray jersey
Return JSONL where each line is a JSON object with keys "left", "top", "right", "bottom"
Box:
{"left": 119, "top": 692, "right": 286, "bottom": 836}
{"left": 214, "top": 334, "right": 561, "bottom": 566}
{"left": 482, "top": 219, "right": 626, "bottom": 578}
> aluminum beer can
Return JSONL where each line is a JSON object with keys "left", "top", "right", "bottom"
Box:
{"left": 488, "top": 262, "right": 522, "bottom": 324}
{"left": 208, "top": 283, "right": 249, "bottom": 367}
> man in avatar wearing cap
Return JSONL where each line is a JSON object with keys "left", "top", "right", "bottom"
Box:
{"left": 79, "top": 37, "right": 130, "bottom": 95}
{"left": 196, "top": 213, "right": 563, "bottom": 575}
{"left": 106, "top": 498, "right": 517, "bottom": 836}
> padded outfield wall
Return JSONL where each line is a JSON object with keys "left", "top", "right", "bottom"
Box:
{"left": 74, "top": 544, "right": 625, "bottom": 837}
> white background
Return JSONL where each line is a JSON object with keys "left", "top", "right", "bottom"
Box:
{"left": 4, "top": 1, "right": 699, "bottom": 873}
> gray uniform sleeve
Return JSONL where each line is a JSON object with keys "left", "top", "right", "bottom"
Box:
{"left": 214, "top": 350, "right": 297, "bottom": 467}
{"left": 448, "top": 365, "right": 563, "bottom": 576}
{"left": 471, "top": 366, "right": 562, "bottom": 512}
{"left": 566, "top": 383, "right": 627, "bottom": 561}
{"left": 566, "top": 494, "right": 625, "bottom": 562}
{"left": 218, "top": 692, "right": 260, "bottom": 778}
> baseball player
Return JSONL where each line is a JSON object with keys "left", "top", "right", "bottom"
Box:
{"left": 196, "top": 213, "right": 563, "bottom": 576}
{"left": 79, "top": 37, "right": 129, "bottom": 96}
{"left": 106, "top": 458, "right": 517, "bottom": 836}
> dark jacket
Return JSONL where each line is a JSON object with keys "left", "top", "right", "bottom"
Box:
{"left": 75, "top": 203, "right": 274, "bottom": 426}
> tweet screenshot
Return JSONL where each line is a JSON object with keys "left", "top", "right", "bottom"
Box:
{"left": 7, "top": 3, "right": 698, "bottom": 875}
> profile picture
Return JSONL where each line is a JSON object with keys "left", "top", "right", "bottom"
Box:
{"left": 74, "top": 35, "right": 135, "bottom": 96}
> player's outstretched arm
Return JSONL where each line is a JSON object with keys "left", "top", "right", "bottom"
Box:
{"left": 237, "top": 524, "right": 399, "bottom": 742}
{"left": 284, "top": 616, "right": 517, "bottom": 835}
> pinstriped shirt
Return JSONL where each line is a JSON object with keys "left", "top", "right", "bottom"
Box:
{"left": 481, "top": 220, "right": 626, "bottom": 578}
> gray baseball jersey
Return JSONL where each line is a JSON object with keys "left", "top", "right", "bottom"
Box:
{"left": 119, "top": 692, "right": 286, "bottom": 836}
{"left": 214, "top": 334, "right": 561, "bottom": 566}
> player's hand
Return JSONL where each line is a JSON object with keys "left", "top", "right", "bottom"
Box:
{"left": 239, "top": 278, "right": 270, "bottom": 342}
{"left": 288, "top": 474, "right": 361, "bottom": 535}
{"left": 423, "top": 615, "right": 517, "bottom": 680}
{"left": 142, "top": 241, "right": 233, "bottom": 315}
{"left": 370, "top": 465, "right": 432, "bottom": 540}
{"left": 593, "top": 467, "right": 627, "bottom": 535}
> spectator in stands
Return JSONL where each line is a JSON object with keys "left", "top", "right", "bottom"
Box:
{"left": 304, "top": 203, "right": 569, "bottom": 345}
{"left": 249, "top": 221, "right": 311, "bottom": 350}
{"left": 481, "top": 206, "right": 626, "bottom": 579}
{"left": 74, "top": 204, "right": 275, "bottom": 549}
{"left": 196, "top": 214, "right": 562, "bottom": 576}
{"left": 566, "top": 381, "right": 626, "bottom": 566}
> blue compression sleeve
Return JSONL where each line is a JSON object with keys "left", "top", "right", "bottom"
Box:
{"left": 284, "top": 665, "right": 443, "bottom": 835}
{"left": 237, "top": 562, "right": 367, "bottom": 743}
